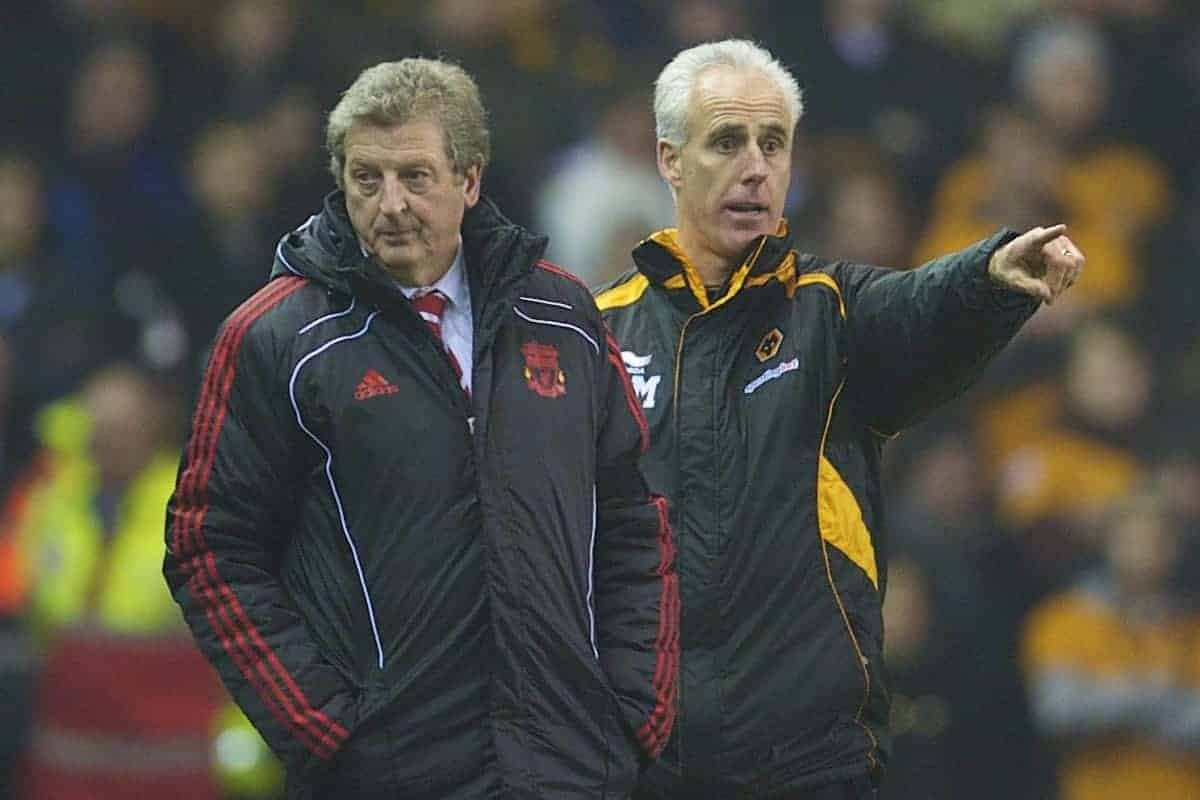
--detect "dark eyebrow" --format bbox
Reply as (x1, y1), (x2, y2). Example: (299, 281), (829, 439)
(347, 156), (437, 172)
(760, 123), (789, 140)
(707, 123), (747, 143)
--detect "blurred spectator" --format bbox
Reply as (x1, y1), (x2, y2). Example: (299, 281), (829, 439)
(913, 102), (1081, 472)
(595, 219), (662, 288)
(217, 0), (299, 101)
(916, 104), (1065, 260)
(258, 83), (331, 232)
(11, 364), (224, 798)
(921, 19), (1172, 313)
(0, 150), (134, 495)
(202, 0), (322, 121)
(1, 0), (191, 149)
(886, 425), (1042, 799)
(765, 0), (991, 209)
(906, 0), (1040, 55)
(1022, 485), (1200, 799)
(47, 38), (190, 298)
(1011, 18), (1170, 308)
(912, 97), (1094, 482)
(664, 0), (753, 47)
(165, 119), (279, 383)
(536, 88), (674, 285)
(1088, 0), (1200, 189)
(880, 556), (958, 799)
(814, 160), (913, 267)
(592, 0), (753, 55)
(995, 317), (1155, 590)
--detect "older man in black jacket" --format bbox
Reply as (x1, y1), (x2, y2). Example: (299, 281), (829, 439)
(164, 58), (677, 799)
(598, 40), (1083, 799)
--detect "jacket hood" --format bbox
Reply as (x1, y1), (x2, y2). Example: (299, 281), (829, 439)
(271, 191), (549, 301)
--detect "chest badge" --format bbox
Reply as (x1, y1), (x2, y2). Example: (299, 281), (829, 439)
(521, 341), (567, 398)
(756, 328), (784, 362)
(621, 351), (662, 409)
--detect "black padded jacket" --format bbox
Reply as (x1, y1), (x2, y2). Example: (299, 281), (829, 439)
(164, 194), (679, 799)
(597, 226), (1035, 795)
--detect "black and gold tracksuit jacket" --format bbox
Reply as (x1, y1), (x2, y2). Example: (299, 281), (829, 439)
(596, 226), (1035, 795)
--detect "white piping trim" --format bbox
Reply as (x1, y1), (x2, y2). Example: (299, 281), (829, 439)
(512, 307), (599, 354)
(276, 238), (302, 276)
(289, 311), (387, 670)
(298, 297), (356, 335)
(587, 485), (598, 659)
(274, 215), (318, 277)
(518, 296), (574, 310)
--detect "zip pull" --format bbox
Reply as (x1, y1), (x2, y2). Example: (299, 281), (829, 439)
(467, 416), (476, 435)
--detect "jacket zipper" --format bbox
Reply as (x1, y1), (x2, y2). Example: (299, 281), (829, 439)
(666, 238), (770, 771)
(669, 310), (700, 770)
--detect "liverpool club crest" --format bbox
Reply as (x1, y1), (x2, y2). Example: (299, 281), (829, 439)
(521, 341), (566, 398)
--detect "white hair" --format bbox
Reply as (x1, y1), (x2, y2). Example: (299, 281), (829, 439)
(654, 39), (804, 146)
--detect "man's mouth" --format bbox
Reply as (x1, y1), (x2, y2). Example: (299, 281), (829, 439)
(724, 202), (768, 216)
(378, 229), (418, 243)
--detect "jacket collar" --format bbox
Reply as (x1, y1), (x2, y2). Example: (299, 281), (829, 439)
(272, 191), (547, 315)
(631, 220), (796, 314)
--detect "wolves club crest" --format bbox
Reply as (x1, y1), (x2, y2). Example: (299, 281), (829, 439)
(756, 328), (784, 362)
(521, 341), (566, 398)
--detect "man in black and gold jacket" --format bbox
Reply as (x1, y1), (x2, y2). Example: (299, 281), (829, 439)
(598, 40), (1084, 800)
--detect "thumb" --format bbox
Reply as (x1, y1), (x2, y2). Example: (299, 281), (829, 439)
(1003, 272), (1053, 304)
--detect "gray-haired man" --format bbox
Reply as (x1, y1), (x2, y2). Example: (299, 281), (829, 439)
(597, 39), (1084, 798)
(165, 58), (678, 798)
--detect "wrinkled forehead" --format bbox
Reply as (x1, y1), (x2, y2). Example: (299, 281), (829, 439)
(342, 117), (455, 170)
(688, 66), (792, 138)
(344, 117), (447, 151)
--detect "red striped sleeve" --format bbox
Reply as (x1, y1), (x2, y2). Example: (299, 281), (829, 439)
(604, 328), (650, 454)
(636, 494), (679, 757)
(170, 276), (350, 759)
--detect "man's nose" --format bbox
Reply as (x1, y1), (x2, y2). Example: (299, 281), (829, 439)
(743, 142), (769, 184)
(379, 174), (409, 216)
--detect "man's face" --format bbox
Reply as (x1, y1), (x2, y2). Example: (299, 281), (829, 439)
(659, 67), (793, 267)
(342, 119), (480, 284)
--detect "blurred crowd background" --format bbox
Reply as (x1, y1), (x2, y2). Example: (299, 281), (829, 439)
(0, 0), (1198, 798)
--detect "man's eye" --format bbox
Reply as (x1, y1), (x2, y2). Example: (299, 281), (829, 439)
(715, 137), (736, 153)
(763, 140), (781, 155)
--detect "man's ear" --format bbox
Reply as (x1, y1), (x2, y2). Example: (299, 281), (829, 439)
(657, 139), (683, 190)
(462, 163), (483, 208)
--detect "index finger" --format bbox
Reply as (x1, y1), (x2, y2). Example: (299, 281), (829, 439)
(1025, 223), (1068, 248)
